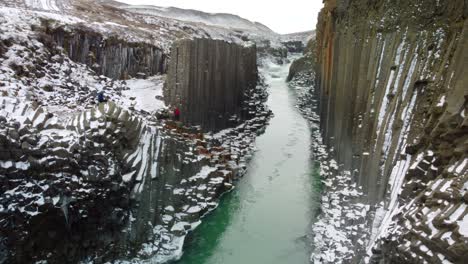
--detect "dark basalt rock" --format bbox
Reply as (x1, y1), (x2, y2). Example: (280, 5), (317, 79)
(314, 0), (468, 262)
(287, 39), (316, 82)
(282, 40), (305, 53)
(164, 38), (258, 131)
(40, 24), (167, 80)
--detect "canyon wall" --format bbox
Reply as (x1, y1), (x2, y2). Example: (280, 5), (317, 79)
(0, 100), (267, 263)
(164, 38), (258, 131)
(0, 3), (273, 263)
(315, 0), (467, 262)
(45, 25), (167, 80)
(0, 100), (154, 263)
(0, 10), (268, 262)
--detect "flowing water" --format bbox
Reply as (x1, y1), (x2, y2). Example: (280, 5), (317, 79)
(175, 58), (321, 264)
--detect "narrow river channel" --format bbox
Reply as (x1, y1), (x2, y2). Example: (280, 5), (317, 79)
(175, 57), (321, 264)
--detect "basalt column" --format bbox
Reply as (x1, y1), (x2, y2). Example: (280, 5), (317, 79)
(315, 0), (467, 262)
(44, 26), (167, 80)
(164, 38), (258, 131)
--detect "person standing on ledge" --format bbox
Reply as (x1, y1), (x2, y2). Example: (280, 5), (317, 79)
(174, 106), (180, 121)
(97, 91), (107, 103)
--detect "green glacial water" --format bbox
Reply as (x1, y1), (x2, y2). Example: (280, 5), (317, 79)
(175, 58), (322, 264)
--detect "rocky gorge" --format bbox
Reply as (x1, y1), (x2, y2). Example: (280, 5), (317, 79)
(0, 1), (273, 263)
(0, 0), (466, 263)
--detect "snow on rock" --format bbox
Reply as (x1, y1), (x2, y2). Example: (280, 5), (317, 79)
(369, 152), (468, 263)
(188, 166), (217, 181)
(4, 0), (278, 55)
(457, 214), (468, 237)
(288, 69), (371, 264)
(25, 0), (60, 11)
(0, 6), (173, 261)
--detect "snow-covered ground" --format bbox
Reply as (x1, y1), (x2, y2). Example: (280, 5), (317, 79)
(0, 6), (170, 121)
(119, 77), (166, 113)
(25, 0), (60, 11)
(1, 0), (277, 54)
(0, 7), (107, 114)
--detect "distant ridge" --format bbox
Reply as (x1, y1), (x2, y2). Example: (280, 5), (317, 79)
(121, 4), (276, 34)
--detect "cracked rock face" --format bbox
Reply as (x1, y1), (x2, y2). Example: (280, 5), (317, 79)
(314, 0), (467, 263)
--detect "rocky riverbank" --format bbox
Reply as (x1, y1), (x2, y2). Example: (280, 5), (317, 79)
(287, 53), (370, 263)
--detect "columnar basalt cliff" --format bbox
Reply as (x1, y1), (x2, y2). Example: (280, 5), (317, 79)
(0, 100), (154, 263)
(164, 38), (258, 131)
(314, 0), (467, 263)
(0, 4), (270, 263)
(45, 25), (167, 80)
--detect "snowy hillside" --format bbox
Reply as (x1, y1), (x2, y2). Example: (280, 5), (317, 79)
(281, 30), (316, 44)
(116, 2), (283, 48)
(1, 0), (282, 53)
(121, 5), (275, 34)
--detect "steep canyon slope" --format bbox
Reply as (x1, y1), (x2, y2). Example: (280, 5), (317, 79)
(313, 0), (467, 263)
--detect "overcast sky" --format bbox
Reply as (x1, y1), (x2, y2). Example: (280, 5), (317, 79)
(115, 0), (324, 34)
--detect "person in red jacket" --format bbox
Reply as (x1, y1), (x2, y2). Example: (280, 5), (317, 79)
(174, 107), (180, 121)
